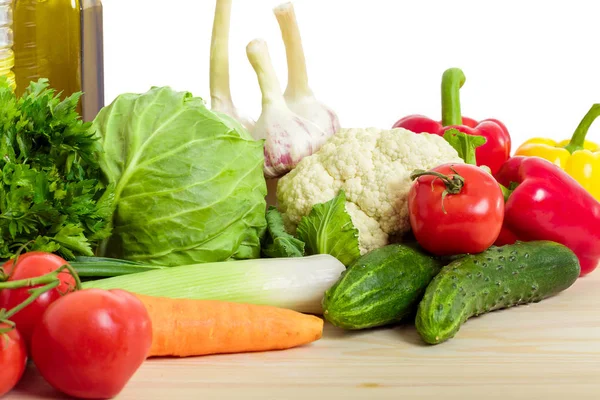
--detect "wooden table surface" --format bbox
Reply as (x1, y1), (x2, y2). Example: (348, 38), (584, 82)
(8, 272), (600, 400)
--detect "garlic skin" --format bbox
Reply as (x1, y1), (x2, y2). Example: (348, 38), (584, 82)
(246, 39), (328, 179)
(273, 2), (341, 137)
(209, 0), (255, 132)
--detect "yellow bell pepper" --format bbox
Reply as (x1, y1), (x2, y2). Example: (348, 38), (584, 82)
(514, 104), (600, 201)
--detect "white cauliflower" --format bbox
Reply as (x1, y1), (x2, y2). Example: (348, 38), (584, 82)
(276, 127), (464, 254)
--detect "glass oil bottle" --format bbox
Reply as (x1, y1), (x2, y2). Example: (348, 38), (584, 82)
(0, 0), (15, 88)
(12, 0), (104, 121)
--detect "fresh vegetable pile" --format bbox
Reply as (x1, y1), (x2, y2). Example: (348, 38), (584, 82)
(1, 0), (599, 398)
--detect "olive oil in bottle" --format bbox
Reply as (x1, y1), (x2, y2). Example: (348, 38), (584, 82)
(0, 0), (15, 88)
(12, 0), (104, 121)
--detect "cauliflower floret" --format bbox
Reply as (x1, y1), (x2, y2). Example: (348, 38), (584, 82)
(277, 127), (464, 254)
(344, 202), (387, 253)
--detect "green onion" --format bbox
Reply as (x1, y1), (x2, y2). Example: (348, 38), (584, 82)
(70, 256), (167, 278)
(81, 254), (346, 314)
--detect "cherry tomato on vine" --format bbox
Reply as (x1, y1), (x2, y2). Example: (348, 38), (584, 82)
(31, 289), (152, 399)
(408, 163), (504, 256)
(0, 252), (76, 346)
(0, 323), (27, 397)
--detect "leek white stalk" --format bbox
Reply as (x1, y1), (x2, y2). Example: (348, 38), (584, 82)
(209, 0), (255, 132)
(82, 254), (346, 315)
(246, 38), (328, 179)
(273, 2), (341, 137)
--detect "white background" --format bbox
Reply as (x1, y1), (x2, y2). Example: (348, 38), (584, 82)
(101, 0), (600, 148)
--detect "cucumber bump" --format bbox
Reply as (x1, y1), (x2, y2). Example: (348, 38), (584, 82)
(415, 241), (581, 344)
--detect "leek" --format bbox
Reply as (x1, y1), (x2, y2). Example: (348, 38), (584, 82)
(81, 254), (345, 314)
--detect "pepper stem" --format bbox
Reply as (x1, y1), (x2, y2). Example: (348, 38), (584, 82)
(410, 167), (465, 214)
(499, 183), (512, 203)
(564, 104), (600, 153)
(441, 68), (466, 127)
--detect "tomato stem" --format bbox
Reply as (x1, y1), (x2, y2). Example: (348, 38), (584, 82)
(410, 168), (465, 194)
(0, 320), (15, 336)
(1, 280), (60, 321)
(1, 241), (36, 282)
(0, 263), (82, 325)
(8, 241), (35, 279)
(0, 263), (81, 291)
(62, 263), (83, 291)
(0, 273), (57, 290)
(410, 167), (465, 214)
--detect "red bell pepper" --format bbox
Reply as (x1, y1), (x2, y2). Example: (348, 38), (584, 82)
(393, 67), (511, 175)
(494, 156), (600, 276)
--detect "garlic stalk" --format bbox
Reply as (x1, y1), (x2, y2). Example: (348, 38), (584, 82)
(209, 0), (255, 132)
(246, 39), (327, 179)
(273, 2), (341, 137)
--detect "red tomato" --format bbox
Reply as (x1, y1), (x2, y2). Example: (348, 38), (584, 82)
(31, 289), (152, 399)
(0, 252), (76, 347)
(408, 163), (504, 256)
(0, 324), (27, 397)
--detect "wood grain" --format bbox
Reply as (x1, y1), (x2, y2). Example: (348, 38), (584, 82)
(7, 272), (600, 399)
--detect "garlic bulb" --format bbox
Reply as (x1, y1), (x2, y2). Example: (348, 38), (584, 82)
(209, 0), (255, 132)
(246, 39), (328, 179)
(273, 2), (341, 137)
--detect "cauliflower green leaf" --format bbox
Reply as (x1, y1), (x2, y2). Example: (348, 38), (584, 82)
(296, 191), (360, 267)
(262, 207), (305, 258)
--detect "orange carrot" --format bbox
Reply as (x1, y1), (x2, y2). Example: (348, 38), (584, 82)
(132, 293), (324, 358)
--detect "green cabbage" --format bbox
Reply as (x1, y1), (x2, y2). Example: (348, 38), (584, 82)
(92, 86), (267, 266)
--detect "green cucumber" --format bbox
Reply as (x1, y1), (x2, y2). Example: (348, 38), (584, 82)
(322, 244), (446, 330)
(416, 241), (581, 345)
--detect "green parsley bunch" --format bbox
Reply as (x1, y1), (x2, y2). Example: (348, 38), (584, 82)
(0, 77), (114, 260)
